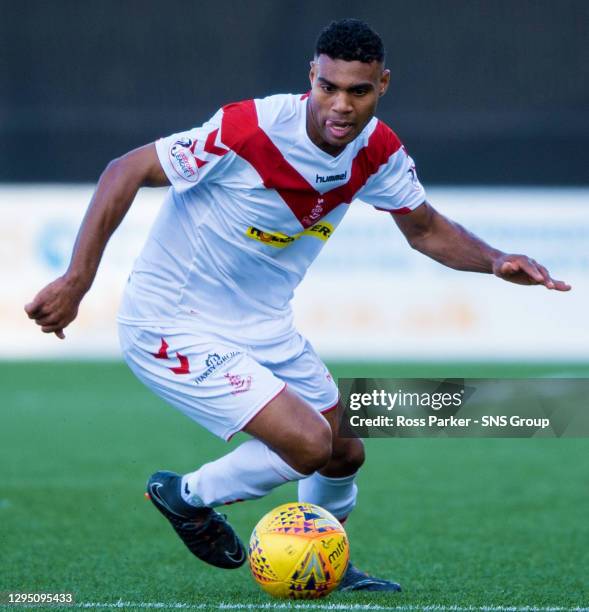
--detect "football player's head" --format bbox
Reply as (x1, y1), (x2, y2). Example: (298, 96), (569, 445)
(307, 19), (390, 155)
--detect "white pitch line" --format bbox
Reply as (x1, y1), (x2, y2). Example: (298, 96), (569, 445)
(74, 601), (589, 611)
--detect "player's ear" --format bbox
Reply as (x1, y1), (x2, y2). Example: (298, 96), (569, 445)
(309, 60), (317, 87)
(379, 68), (391, 97)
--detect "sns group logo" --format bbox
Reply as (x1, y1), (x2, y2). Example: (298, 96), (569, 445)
(169, 137), (200, 182)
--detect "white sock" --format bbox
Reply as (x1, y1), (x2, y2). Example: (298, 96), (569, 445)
(181, 438), (306, 507)
(297, 471), (358, 522)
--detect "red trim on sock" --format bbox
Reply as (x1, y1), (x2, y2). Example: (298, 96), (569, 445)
(227, 383), (288, 441)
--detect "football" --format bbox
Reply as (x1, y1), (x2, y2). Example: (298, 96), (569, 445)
(248, 502), (350, 599)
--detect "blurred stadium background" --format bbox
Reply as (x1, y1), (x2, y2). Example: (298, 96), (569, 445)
(1, 1), (588, 608)
(2, 0), (587, 362)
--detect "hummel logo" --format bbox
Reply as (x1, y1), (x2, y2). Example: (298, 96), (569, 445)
(316, 171), (347, 184)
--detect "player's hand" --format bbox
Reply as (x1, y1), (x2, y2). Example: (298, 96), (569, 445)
(492, 254), (571, 291)
(24, 275), (88, 339)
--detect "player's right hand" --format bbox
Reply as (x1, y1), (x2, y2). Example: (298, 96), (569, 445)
(24, 275), (87, 339)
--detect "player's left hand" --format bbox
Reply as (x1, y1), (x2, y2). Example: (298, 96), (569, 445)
(492, 254), (571, 291)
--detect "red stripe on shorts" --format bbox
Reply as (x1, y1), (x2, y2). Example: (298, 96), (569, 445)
(320, 402), (339, 415)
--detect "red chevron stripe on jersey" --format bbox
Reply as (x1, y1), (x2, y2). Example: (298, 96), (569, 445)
(204, 128), (229, 156)
(186, 128), (228, 169)
(221, 99), (402, 228)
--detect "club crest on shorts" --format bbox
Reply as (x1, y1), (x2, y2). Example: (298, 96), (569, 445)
(225, 372), (252, 394)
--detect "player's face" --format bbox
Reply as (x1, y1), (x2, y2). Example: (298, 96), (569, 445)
(307, 54), (390, 156)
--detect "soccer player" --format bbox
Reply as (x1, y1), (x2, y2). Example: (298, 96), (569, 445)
(25, 19), (570, 592)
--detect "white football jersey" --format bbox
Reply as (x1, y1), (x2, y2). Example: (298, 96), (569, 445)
(118, 93), (426, 342)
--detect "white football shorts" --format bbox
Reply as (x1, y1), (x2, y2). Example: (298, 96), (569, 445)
(118, 324), (339, 441)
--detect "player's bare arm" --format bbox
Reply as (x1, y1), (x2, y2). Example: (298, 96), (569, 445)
(394, 201), (571, 291)
(24, 144), (170, 338)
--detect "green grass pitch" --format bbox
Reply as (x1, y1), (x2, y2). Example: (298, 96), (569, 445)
(1, 361), (588, 611)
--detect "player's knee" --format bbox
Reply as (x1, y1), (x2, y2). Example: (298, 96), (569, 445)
(331, 437), (365, 473)
(342, 438), (365, 472)
(292, 423), (333, 475)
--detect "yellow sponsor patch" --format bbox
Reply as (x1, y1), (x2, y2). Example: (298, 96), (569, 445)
(245, 221), (334, 248)
(303, 222), (334, 241)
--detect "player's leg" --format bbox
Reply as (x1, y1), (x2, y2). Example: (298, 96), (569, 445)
(320, 407), (401, 591)
(268, 337), (401, 592)
(180, 385), (333, 508)
(254, 337), (362, 523)
(297, 402), (365, 521)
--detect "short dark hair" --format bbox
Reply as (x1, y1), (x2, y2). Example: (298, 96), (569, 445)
(315, 19), (385, 64)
